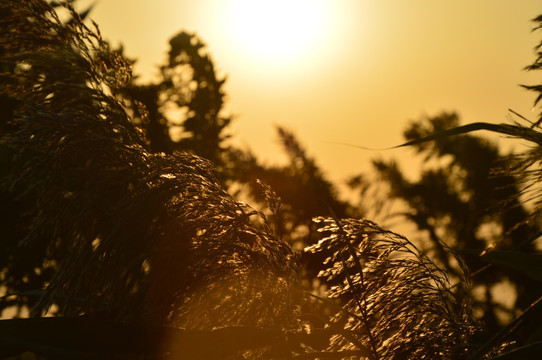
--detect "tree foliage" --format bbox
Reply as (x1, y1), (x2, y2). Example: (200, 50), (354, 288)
(120, 30), (232, 173)
(373, 112), (542, 333)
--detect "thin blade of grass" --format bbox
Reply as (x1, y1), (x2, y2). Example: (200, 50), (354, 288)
(467, 295), (542, 360)
(332, 122), (542, 150)
(489, 340), (542, 360)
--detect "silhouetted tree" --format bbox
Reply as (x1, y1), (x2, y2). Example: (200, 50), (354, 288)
(522, 14), (542, 127)
(121, 31), (232, 171)
(372, 111), (542, 339)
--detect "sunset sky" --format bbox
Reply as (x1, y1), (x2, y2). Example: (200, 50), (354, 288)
(78, 0), (541, 185)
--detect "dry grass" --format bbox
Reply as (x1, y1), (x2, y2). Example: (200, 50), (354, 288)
(0, 0), (301, 337)
(305, 217), (479, 359)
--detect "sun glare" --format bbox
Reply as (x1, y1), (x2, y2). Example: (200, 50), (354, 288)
(228, 0), (327, 64)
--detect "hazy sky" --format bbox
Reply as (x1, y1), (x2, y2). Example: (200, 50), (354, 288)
(78, 0), (541, 185)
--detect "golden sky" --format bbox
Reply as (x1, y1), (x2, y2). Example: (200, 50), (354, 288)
(79, 0), (541, 185)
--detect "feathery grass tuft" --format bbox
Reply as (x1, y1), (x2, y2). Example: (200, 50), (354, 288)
(0, 0), (301, 338)
(306, 217), (479, 359)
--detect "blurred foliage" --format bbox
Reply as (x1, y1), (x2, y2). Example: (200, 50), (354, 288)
(1, 1), (542, 359)
(120, 30), (232, 171)
(372, 112), (542, 334)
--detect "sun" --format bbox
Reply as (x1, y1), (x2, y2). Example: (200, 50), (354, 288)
(227, 0), (327, 64)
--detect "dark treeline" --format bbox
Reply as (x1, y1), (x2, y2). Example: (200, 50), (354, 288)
(1, 1), (542, 359)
